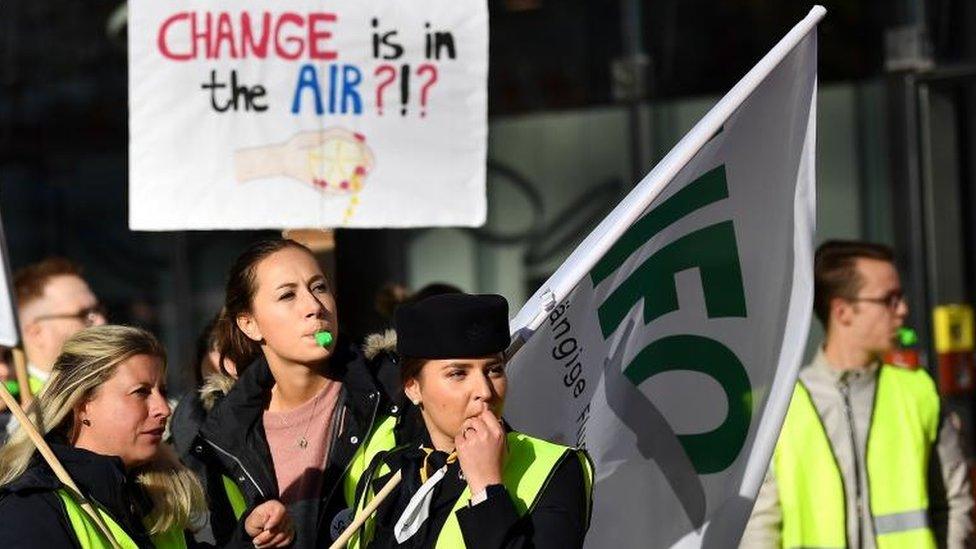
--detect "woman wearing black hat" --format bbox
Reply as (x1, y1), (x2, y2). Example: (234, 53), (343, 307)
(348, 293), (593, 549)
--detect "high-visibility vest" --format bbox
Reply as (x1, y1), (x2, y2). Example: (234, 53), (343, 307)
(56, 489), (186, 548)
(345, 415), (399, 508)
(5, 375), (46, 397)
(220, 414), (399, 520)
(349, 431), (594, 549)
(774, 365), (940, 549)
(29, 374), (44, 395)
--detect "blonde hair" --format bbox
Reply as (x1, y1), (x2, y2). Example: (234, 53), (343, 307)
(0, 325), (206, 535)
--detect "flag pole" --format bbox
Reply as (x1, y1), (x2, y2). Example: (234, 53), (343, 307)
(0, 381), (122, 549)
(509, 5), (827, 338)
(11, 347), (32, 407)
(0, 210), (119, 547)
(328, 470), (403, 549)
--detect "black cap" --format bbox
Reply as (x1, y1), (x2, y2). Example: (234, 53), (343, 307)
(395, 294), (510, 358)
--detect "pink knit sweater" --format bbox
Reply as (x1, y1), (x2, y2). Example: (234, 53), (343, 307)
(262, 381), (343, 505)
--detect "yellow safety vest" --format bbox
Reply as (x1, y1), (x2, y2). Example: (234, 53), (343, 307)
(345, 415), (399, 508)
(29, 374), (45, 395)
(349, 431), (594, 549)
(56, 489), (186, 549)
(221, 414), (399, 520)
(774, 365), (939, 549)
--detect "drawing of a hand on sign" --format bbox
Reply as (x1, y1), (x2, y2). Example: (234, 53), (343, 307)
(234, 128), (375, 222)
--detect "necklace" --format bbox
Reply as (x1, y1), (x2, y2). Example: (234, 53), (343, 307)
(274, 384), (326, 450)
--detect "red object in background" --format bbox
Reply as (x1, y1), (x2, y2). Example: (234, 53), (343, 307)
(937, 351), (975, 396)
(884, 348), (921, 370)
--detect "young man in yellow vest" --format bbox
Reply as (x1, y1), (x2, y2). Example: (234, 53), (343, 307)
(741, 240), (973, 549)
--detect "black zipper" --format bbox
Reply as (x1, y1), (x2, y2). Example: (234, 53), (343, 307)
(201, 437), (267, 499)
(315, 388), (382, 537)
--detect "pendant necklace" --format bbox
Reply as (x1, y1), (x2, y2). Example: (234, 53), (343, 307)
(276, 385), (324, 450)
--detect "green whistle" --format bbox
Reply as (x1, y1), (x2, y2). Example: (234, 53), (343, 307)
(2, 379), (19, 398)
(315, 331), (334, 347)
(897, 327), (918, 347)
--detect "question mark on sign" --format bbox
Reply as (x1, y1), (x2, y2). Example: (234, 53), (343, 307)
(374, 64), (397, 116)
(416, 64), (439, 118)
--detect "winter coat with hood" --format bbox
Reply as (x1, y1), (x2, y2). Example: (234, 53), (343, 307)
(185, 334), (404, 549)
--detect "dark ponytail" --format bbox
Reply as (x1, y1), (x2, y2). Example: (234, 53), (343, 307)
(214, 239), (316, 372)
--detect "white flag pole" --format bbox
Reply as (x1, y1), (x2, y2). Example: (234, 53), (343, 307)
(510, 5), (826, 337)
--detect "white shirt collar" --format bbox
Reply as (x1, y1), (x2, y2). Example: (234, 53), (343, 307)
(26, 364), (50, 382)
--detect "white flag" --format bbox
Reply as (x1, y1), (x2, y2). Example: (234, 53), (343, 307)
(504, 6), (823, 548)
(0, 210), (17, 348)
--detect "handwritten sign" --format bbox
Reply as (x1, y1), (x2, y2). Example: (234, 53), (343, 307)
(129, 1), (488, 230)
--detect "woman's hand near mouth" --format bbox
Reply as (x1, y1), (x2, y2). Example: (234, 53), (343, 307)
(456, 402), (507, 496)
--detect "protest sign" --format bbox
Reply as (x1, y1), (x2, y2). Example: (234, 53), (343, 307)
(129, 1), (488, 230)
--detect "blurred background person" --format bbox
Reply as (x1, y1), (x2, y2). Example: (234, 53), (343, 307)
(14, 257), (106, 394)
(741, 241), (973, 548)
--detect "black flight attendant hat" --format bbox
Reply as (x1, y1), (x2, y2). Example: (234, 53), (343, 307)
(394, 293), (510, 358)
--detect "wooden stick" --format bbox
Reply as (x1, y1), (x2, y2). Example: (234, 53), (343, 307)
(329, 470), (403, 549)
(11, 347), (31, 408)
(0, 380), (121, 549)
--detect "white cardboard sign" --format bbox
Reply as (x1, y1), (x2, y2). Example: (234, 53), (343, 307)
(129, 1), (488, 230)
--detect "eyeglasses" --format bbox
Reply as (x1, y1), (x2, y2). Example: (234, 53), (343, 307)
(849, 291), (905, 310)
(34, 304), (107, 327)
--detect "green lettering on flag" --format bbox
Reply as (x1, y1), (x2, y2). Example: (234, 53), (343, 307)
(624, 335), (751, 474)
(591, 164), (752, 474)
(591, 165), (730, 286)
(597, 220), (747, 338)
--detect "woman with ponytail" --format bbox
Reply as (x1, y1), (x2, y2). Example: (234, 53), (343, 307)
(0, 325), (293, 548)
(191, 239), (402, 549)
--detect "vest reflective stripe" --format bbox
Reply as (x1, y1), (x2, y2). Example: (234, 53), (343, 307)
(56, 489), (186, 548)
(344, 414), (398, 508)
(349, 432), (593, 549)
(874, 509), (929, 534)
(221, 475), (247, 520)
(774, 366), (939, 549)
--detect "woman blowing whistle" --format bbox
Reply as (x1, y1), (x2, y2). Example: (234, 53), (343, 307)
(348, 294), (593, 549)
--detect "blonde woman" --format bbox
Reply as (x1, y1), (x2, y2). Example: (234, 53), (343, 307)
(0, 325), (294, 548)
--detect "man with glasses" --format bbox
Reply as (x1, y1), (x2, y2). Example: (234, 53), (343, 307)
(741, 240), (973, 548)
(13, 257), (106, 394)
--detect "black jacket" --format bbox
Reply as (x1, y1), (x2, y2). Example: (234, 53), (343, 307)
(357, 409), (591, 549)
(170, 388), (242, 546)
(194, 341), (401, 549)
(0, 443), (153, 549)
(0, 443), (251, 549)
